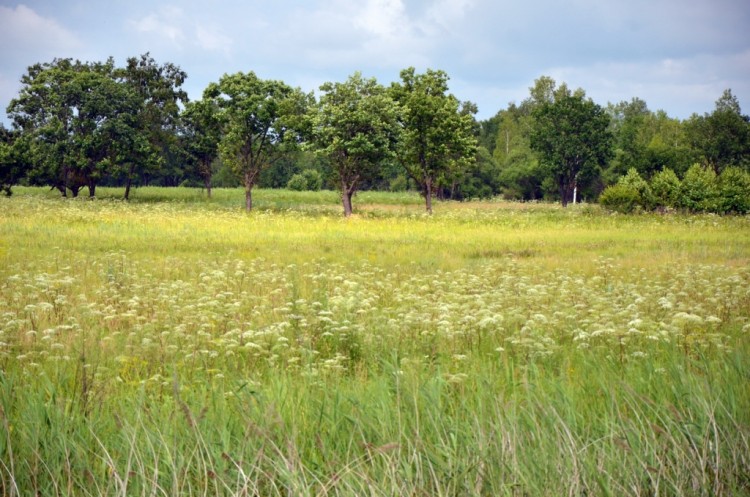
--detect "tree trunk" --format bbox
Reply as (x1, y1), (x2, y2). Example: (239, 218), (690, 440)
(245, 188), (253, 211)
(124, 163), (135, 200)
(342, 189), (353, 217)
(424, 178), (433, 214)
(204, 177), (212, 199)
(202, 159), (212, 199)
(88, 182), (96, 198)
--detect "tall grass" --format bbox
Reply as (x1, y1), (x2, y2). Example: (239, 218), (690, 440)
(1, 188), (748, 495)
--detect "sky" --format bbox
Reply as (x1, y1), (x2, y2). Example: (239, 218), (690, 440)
(1, 0), (749, 126)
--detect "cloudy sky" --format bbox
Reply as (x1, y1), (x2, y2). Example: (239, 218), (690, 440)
(1, 0), (749, 125)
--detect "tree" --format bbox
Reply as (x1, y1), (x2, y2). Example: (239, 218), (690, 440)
(68, 59), (141, 197)
(390, 68), (477, 213)
(530, 85), (612, 207)
(7, 58), (84, 196)
(181, 98), (222, 197)
(6, 58), (139, 197)
(311, 72), (399, 216)
(0, 125), (23, 196)
(685, 89), (750, 174)
(116, 53), (188, 200)
(606, 100), (696, 181)
(206, 72), (309, 211)
(491, 103), (546, 200)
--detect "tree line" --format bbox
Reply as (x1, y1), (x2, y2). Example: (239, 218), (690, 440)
(2, 54), (749, 215)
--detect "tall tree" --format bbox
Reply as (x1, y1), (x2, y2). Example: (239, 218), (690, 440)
(206, 72), (309, 211)
(116, 53), (188, 199)
(181, 98), (222, 197)
(686, 89), (750, 174)
(6, 58), (139, 197)
(0, 125), (22, 196)
(530, 86), (612, 207)
(390, 68), (477, 213)
(311, 72), (399, 216)
(606, 99), (695, 180)
(67, 59), (141, 197)
(7, 58), (83, 196)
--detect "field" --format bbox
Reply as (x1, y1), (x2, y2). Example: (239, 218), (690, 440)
(1, 187), (749, 496)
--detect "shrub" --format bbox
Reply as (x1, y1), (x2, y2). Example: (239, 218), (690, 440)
(678, 164), (718, 212)
(286, 173), (308, 191)
(619, 168), (655, 210)
(717, 166), (750, 214)
(599, 169), (654, 213)
(301, 169), (323, 191)
(650, 168), (681, 208)
(389, 174), (408, 192)
(598, 183), (640, 213)
(287, 169), (323, 191)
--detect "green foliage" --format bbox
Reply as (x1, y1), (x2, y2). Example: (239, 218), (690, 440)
(600, 168), (655, 213)
(598, 183), (641, 213)
(678, 163), (719, 212)
(5, 54), (188, 198)
(112, 53), (188, 199)
(530, 80), (613, 206)
(310, 72), (399, 216)
(286, 173), (308, 191)
(650, 168), (681, 208)
(180, 98), (222, 194)
(602, 164), (749, 215)
(286, 169), (322, 191)
(304, 168), (323, 191)
(388, 174), (409, 192)
(390, 67), (477, 213)
(211, 158), (241, 188)
(717, 166), (750, 214)
(490, 102), (547, 201)
(618, 168), (654, 209)
(445, 146), (500, 200)
(685, 89), (750, 173)
(0, 127), (20, 196)
(206, 71), (311, 210)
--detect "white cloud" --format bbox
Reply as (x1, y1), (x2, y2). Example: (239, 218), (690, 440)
(355, 0), (409, 39)
(0, 4), (81, 55)
(542, 49), (750, 117)
(128, 7), (186, 47)
(423, 0), (474, 34)
(0, 4), (83, 125)
(194, 24), (232, 55)
(1, 0), (748, 124)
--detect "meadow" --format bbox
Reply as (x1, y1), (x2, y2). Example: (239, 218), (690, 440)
(1, 187), (749, 496)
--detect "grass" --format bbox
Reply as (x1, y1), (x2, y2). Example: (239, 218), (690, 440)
(1, 187), (749, 496)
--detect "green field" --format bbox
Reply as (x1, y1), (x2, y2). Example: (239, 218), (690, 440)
(1, 188), (749, 496)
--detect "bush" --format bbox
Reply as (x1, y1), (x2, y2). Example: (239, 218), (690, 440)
(717, 166), (750, 214)
(619, 168), (654, 210)
(301, 169), (323, 191)
(650, 168), (681, 208)
(287, 169), (323, 191)
(678, 164), (718, 212)
(286, 173), (308, 191)
(599, 169), (654, 213)
(389, 174), (408, 192)
(598, 183), (641, 213)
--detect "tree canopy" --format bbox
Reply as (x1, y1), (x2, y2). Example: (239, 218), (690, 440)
(3, 55), (749, 209)
(390, 68), (477, 213)
(206, 71), (310, 211)
(530, 85), (613, 206)
(311, 72), (399, 216)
